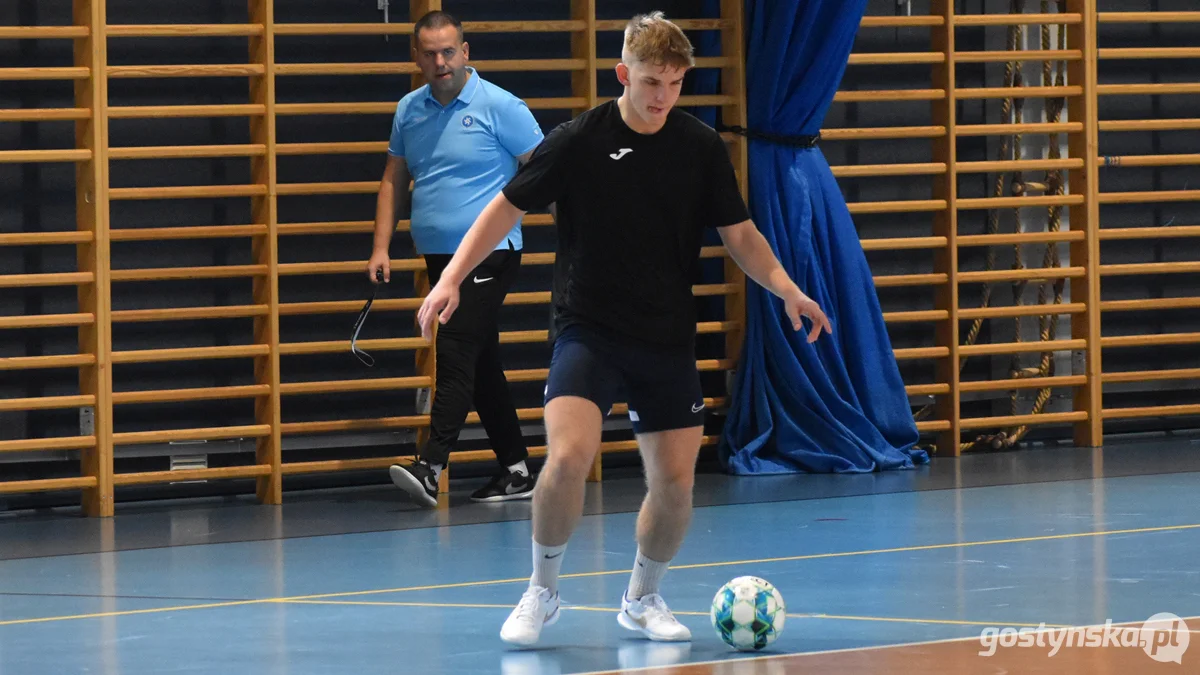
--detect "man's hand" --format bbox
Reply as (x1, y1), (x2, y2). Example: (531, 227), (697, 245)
(367, 249), (390, 284)
(783, 287), (833, 343)
(417, 279), (460, 342)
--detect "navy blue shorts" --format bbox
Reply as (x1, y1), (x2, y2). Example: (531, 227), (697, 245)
(544, 322), (705, 434)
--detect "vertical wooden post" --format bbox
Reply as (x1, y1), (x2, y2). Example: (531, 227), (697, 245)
(571, 0), (598, 120)
(1066, 0), (1102, 447)
(930, 0), (961, 456)
(720, 0), (749, 379)
(570, 0), (603, 483)
(250, 0), (283, 504)
(409, 0), (445, 491)
(74, 0), (113, 517)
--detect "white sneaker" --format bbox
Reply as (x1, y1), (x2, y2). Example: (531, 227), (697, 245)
(500, 586), (560, 646)
(617, 592), (692, 642)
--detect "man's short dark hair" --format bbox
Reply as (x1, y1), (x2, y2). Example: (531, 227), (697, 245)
(414, 10), (463, 43)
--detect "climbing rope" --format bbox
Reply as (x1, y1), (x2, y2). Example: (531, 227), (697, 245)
(916, 0), (1071, 451)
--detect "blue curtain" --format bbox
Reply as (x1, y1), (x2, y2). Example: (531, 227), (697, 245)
(719, 0), (929, 474)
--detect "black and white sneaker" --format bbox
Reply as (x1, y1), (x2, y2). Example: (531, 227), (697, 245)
(470, 470), (535, 502)
(389, 461), (439, 508)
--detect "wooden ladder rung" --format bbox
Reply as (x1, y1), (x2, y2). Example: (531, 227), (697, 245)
(278, 376), (433, 396)
(894, 347), (951, 360)
(1098, 11), (1200, 24)
(1103, 404), (1200, 421)
(0, 313), (95, 330)
(860, 16), (945, 28)
(275, 181), (380, 196)
(832, 162), (948, 178)
(1100, 262), (1200, 277)
(275, 142), (389, 155)
(860, 236), (949, 251)
(109, 144), (268, 160)
(958, 303), (1087, 320)
(955, 49), (1083, 63)
(113, 464), (273, 486)
(111, 304), (269, 323)
(0, 107), (91, 122)
(954, 13), (1082, 26)
(106, 24), (265, 37)
(108, 184), (268, 201)
(848, 199), (948, 214)
(279, 338), (427, 356)
(108, 104), (266, 119)
(0, 436), (97, 453)
(1100, 297), (1200, 313)
(0, 477), (98, 494)
(956, 194), (1085, 210)
(280, 298), (423, 316)
(110, 344), (270, 364)
(1104, 368), (1200, 384)
(1097, 83), (1200, 96)
(884, 310), (950, 323)
(0, 354), (96, 371)
(957, 267), (1087, 284)
(0, 149), (92, 163)
(821, 125), (947, 140)
(0, 26), (90, 39)
(959, 339), (1088, 357)
(1099, 118), (1200, 132)
(833, 89), (946, 103)
(959, 376), (1088, 393)
(0, 231), (93, 246)
(107, 64), (266, 79)
(276, 259), (424, 276)
(957, 231), (1086, 247)
(1099, 225), (1200, 240)
(1102, 332), (1200, 349)
(0, 67), (90, 81)
(847, 52), (945, 65)
(959, 412), (1087, 431)
(874, 273), (950, 288)
(110, 264), (269, 282)
(110, 225), (269, 241)
(112, 425), (273, 446)
(955, 85), (1083, 99)
(0, 272), (94, 288)
(0, 395), (96, 413)
(1099, 189), (1200, 205)
(112, 385), (272, 405)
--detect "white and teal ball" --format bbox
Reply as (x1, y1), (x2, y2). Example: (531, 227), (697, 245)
(710, 576), (786, 651)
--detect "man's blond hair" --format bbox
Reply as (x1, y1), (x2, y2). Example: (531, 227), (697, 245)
(621, 11), (695, 69)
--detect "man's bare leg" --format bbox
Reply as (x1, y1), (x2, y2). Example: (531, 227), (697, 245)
(532, 396), (604, 549)
(616, 425), (703, 642)
(500, 395), (603, 646)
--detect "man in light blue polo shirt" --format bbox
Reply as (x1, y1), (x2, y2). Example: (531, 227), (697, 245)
(367, 10), (545, 507)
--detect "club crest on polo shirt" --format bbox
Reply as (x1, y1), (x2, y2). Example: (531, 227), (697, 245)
(461, 115), (475, 128)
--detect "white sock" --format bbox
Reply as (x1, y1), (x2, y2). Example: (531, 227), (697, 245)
(531, 539), (567, 594)
(428, 463), (444, 482)
(627, 549), (670, 601)
(508, 460), (529, 477)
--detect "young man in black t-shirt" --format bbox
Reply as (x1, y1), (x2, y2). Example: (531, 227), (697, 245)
(417, 12), (832, 647)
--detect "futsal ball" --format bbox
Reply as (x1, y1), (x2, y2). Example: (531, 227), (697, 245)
(710, 576), (786, 651)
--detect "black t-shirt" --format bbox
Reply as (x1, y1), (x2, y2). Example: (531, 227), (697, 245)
(502, 100), (750, 347)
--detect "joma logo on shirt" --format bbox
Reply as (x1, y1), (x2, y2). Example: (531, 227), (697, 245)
(609, 148), (633, 160)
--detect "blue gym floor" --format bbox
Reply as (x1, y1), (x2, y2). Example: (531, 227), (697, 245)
(2, 442), (1199, 674)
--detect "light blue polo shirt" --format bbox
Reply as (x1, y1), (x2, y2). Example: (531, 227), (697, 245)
(388, 67), (544, 254)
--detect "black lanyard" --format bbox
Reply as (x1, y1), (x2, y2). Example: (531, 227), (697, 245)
(351, 270), (384, 367)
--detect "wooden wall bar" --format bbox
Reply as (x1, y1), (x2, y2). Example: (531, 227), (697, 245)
(0, 1), (747, 511)
(2, 2), (1197, 513)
